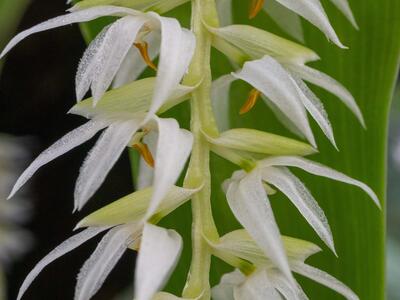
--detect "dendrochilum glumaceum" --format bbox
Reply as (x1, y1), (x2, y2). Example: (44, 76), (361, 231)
(0, 0), (380, 299)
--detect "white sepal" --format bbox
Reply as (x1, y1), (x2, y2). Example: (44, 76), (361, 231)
(273, 0), (345, 48)
(225, 170), (294, 285)
(74, 119), (141, 211)
(147, 14), (196, 117)
(329, 0), (358, 29)
(74, 225), (137, 300)
(233, 56), (316, 147)
(0, 6), (139, 59)
(233, 270), (282, 300)
(259, 156), (381, 207)
(261, 167), (336, 254)
(212, 270), (245, 300)
(286, 64), (365, 128)
(90, 16), (147, 104)
(146, 118), (193, 219)
(211, 75), (236, 131)
(17, 227), (109, 300)
(134, 224), (183, 300)
(8, 120), (108, 199)
(291, 262), (359, 300)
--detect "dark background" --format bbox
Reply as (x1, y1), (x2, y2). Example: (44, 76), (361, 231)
(0, 1), (134, 299)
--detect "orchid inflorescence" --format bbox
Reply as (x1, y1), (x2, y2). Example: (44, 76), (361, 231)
(1, 0), (380, 299)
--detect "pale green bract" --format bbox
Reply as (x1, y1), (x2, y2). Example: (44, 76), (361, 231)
(0, 0), (381, 299)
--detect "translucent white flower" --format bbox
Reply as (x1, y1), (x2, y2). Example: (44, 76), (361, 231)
(0, 5), (196, 111)
(8, 81), (194, 213)
(222, 155), (380, 279)
(216, 0), (358, 46)
(211, 230), (360, 300)
(16, 184), (200, 300)
(211, 55), (364, 148)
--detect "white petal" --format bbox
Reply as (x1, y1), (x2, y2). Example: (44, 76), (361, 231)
(8, 120), (107, 199)
(216, 0), (233, 26)
(17, 227), (109, 300)
(273, 0), (345, 48)
(291, 262), (359, 300)
(145, 118), (193, 219)
(134, 224), (183, 300)
(261, 95), (306, 139)
(91, 16), (147, 103)
(76, 25), (111, 102)
(233, 56), (316, 147)
(234, 270), (282, 300)
(226, 171), (294, 284)
(259, 156), (381, 208)
(212, 270), (246, 300)
(291, 75), (337, 149)
(113, 32), (161, 88)
(264, 0), (305, 42)
(147, 14), (196, 116)
(286, 64), (365, 127)
(75, 225), (136, 300)
(211, 75), (236, 131)
(329, 0), (358, 29)
(74, 120), (141, 210)
(269, 270), (309, 300)
(261, 167), (335, 254)
(0, 6), (139, 59)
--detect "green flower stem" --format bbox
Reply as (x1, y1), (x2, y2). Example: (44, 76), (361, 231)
(182, 0), (220, 298)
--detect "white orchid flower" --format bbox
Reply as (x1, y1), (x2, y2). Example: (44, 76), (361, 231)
(0, 5), (196, 111)
(221, 155), (379, 282)
(8, 79), (194, 214)
(210, 54), (364, 149)
(216, 0), (357, 46)
(16, 184), (200, 300)
(210, 230), (359, 300)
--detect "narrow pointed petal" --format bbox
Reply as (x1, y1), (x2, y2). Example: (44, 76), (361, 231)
(75, 226), (136, 300)
(211, 75), (236, 131)
(264, 0), (305, 42)
(8, 120), (107, 199)
(269, 270), (309, 300)
(212, 270), (246, 300)
(17, 227), (109, 300)
(134, 224), (183, 300)
(146, 118), (193, 219)
(91, 16), (147, 103)
(234, 270), (282, 300)
(259, 156), (381, 208)
(292, 75), (337, 149)
(329, 0), (358, 29)
(147, 14), (196, 116)
(226, 171), (294, 284)
(113, 32), (161, 88)
(0, 6), (139, 59)
(292, 262), (359, 300)
(76, 25), (111, 102)
(261, 167), (336, 254)
(233, 56), (316, 147)
(74, 120), (141, 210)
(216, 0), (233, 26)
(273, 0), (345, 48)
(286, 64), (365, 127)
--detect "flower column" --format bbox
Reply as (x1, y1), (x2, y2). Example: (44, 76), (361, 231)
(182, 0), (220, 299)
